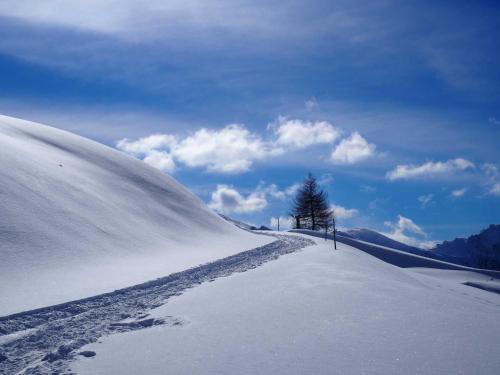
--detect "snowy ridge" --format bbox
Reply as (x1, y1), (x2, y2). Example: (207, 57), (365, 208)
(0, 115), (271, 315)
(344, 228), (435, 256)
(291, 230), (500, 279)
(0, 234), (313, 375)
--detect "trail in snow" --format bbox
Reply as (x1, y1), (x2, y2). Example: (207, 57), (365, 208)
(0, 234), (313, 375)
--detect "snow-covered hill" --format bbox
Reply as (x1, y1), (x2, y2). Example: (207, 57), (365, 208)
(0, 115), (270, 315)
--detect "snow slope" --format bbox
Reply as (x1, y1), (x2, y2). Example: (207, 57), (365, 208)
(73, 233), (500, 375)
(0, 115), (271, 315)
(345, 228), (433, 255)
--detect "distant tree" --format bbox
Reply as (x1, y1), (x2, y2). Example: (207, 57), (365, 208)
(291, 173), (333, 231)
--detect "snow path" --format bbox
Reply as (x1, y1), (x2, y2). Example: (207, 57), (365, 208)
(0, 234), (313, 375)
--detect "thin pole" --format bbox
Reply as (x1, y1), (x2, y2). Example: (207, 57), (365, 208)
(333, 217), (337, 250)
(277, 217), (280, 232)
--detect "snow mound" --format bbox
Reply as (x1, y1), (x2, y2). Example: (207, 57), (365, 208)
(0, 115), (271, 315)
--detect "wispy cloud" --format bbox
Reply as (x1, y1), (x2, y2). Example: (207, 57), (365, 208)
(360, 185), (376, 193)
(116, 134), (177, 155)
(481, 163), (500, 196)
(489, 183), (500, 196)
(489, 117), (500, 126)
(387, 158), (474, 180)
(0, 1), (298, 41)
(418, 194), (433, 207)
(450, 188), (467, 198)
(305, 98), (319, 111)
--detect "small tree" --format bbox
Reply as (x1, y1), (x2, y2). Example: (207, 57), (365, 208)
(291, 173), (332, 231)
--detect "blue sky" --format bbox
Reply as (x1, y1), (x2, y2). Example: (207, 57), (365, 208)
(1, 0), (499, 247)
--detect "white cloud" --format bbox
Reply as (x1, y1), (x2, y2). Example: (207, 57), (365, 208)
(482, 163), (500, 196)
(173, 125), (279, 173)
(418, 240), (440, 250)
(489, 183), (500, 196)
(383, 215), (429, 248)
(0, 1), (291, 41)
(386, 158), (475, 180)
(116, 134), (177, 156)
(208, 185), (267, 214)
(482, 163), (498, 178)
(330, 132), (376, 164)
(450, 188), (467, 198)
(270, 216), (293, 230)
(284, 183), (301, 196)
(143, 151), (176, 173)
(208, 182), (297, 214)
(318, 173), (334, 186)
(262, 183), (299, 200)
(331, 204), (359, 219)
(418, 194), (433, 207)
(116, 120), (377, 174)
(117, 124), (280, 174)
(360, 185), (376, 193)
(272, 117), (340, 149)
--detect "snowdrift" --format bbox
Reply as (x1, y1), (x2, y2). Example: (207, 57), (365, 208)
(0, 115), (270, 315)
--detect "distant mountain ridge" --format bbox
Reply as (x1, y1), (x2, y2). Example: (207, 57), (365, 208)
(219, 214), (500, 271)
(432, 224), (500, 270)
(344, 228), (423, 253)
(340, 226), (500, 271)
(341, 228), (444, 259)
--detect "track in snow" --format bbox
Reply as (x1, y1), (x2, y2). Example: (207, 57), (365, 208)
(0, 234), (313, 375)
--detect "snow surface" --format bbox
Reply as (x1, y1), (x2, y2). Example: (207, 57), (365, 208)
(72, 233), (500, 375)
(0, 115), (271, 315)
